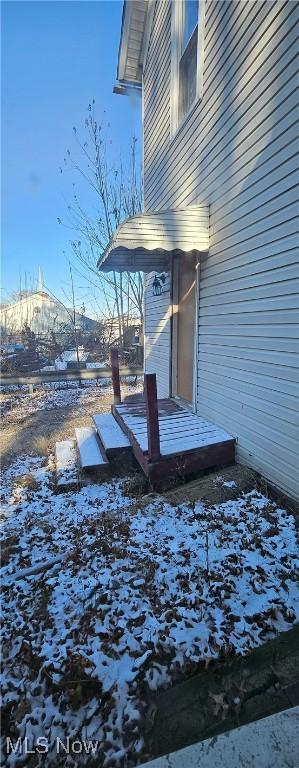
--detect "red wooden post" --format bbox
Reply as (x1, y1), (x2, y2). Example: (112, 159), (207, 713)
(144, 373), (160, 460)
(110, 348), (121, 405)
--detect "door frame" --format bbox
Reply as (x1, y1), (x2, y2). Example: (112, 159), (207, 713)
(170, 252), (200, 414)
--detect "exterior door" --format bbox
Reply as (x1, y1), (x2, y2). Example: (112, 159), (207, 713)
(172, 252), (196, 405)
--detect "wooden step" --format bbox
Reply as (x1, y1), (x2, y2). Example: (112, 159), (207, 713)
(75, 427), (109, 470)
(92, 413), (131, 457)
(55, 440), (78, 488)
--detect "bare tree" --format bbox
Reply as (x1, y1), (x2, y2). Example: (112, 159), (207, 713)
(39, 270), (84, 369)
(58, 102), (143, 345)
(68, 263), (81, 367)
(11, 271), (37, 303)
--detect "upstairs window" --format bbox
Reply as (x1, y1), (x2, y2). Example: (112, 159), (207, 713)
(171, 0), (205, 133)
(179, 1), (198, 120)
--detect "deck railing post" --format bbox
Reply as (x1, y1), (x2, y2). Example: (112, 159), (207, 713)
(110, 348), (121, 405)
(144, 373), (160, 460)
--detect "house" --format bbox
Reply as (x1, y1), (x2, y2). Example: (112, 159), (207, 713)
(98, 0), (298, 500)
(0, 290), (99, 340)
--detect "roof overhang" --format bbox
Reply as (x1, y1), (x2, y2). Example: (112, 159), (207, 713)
(97, 207), (209, 273)
(116, 1), (151, 90)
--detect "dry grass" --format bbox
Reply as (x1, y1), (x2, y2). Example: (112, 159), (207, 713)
(0, 534), (19, 568)
(0, 380), (143, 467)
(32, 435), (50, 456)
(122, 472), (149, 498)
(14, 473), (40, 491)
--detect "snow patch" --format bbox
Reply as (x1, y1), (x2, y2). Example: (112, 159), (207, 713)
(1, 455), (298, 766)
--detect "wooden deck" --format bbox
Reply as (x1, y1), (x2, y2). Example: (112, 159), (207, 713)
(112, 397), (235, 487)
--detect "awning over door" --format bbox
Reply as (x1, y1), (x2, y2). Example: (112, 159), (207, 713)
(97, 206), (209, 273)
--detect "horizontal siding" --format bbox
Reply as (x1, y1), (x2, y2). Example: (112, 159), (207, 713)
(144, 271), (171, 398)
(143, 1), (171, 173)
(143, 0), (299, 499)
(200, 257), (298, 295)
(145, 2), (298, 206)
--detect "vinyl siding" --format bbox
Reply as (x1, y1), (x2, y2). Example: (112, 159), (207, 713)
(142, 0), (299, 499)
(144, 271), (171, 398)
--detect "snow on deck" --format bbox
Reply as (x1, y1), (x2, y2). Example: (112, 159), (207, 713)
(93, 412), (131, 451)
(115, 400), (234, 456)
(1, 454), (298, 766)
(75, 427), (108, 469)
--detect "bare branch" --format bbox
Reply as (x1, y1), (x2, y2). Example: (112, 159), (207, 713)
(60, 102), (143, 343)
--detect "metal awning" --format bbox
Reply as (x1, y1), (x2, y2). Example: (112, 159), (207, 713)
(97, 206), (209, 273)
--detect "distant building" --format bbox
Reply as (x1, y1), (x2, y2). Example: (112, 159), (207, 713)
(0, 290), (99, 339)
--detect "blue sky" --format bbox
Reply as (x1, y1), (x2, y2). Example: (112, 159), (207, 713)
(1, 0), (141, 308)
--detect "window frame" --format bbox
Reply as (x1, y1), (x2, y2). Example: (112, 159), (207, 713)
(170, 0), (205, 137)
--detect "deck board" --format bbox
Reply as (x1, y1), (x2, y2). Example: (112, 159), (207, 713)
(121, 418), (223, 437)
(116, 399), (183, 417)
(75, 427), (109, 470)
(112, 398), (235, 488)
(137, 432), (233, 456)
(93, 413), (131, 454)
(114, 399), (234, 458)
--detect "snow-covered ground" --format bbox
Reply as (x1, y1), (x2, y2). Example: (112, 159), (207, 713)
(42, 349), (110, 372)
(0, 379), (140, 424)
(54, 349), (88, 370)
(1, 454), (298, 766)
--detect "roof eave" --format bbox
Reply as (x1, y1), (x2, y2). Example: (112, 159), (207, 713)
(113, 81), (142, 96)
(116, 1), (148, 90)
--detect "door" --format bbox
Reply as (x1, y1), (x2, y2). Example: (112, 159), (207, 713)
(172, 252), (197, 405)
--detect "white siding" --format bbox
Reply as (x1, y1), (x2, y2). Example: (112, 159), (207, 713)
(143, 0), (299, 500)
(100, 206), (209, 272)
(144, 271), (171, 398)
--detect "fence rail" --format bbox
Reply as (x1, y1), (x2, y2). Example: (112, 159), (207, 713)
(0, 366), (143, 387)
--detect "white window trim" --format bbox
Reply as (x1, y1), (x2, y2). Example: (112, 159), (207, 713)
(170, 0), (205, 137)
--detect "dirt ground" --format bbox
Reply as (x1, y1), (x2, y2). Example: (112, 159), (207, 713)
(1, 381), (298, 766)
(1, 379), (298, 519)
(1, 380), (298, 521)
(0, 380), (143, 468)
